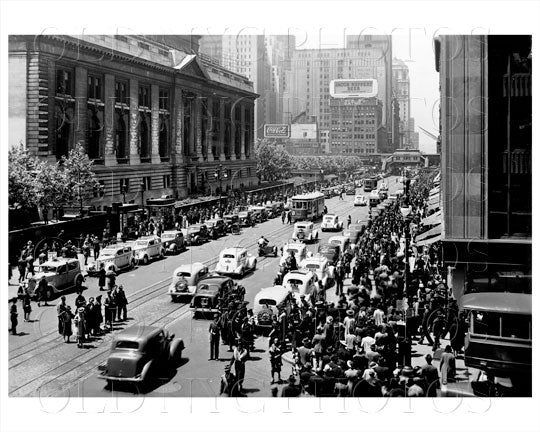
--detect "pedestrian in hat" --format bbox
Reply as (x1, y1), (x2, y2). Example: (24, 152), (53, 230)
(269, 338), (282, 384)
(94, 295), (104, 335)
(420, 353), (440, 396)
(98, 263), (106, 291)
(9, 298), (19, 335)
(232, 342), (248, 392)
(74, 307), (86, 348)
(74, 290), (87, 309)
(21, 288), (32, 322)
(103, 290), (116, 331)
(56, 296), (67, 335)
(115, 285), (128, 321)
(281, 375), (301, 397)
(209, 313), (221, 360)
(61, 305), (74, 343)
(219, 364), (238, 397)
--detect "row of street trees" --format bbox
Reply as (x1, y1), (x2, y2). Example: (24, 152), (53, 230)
(254, 139), (366, 181)
(9, 144), (101, 222)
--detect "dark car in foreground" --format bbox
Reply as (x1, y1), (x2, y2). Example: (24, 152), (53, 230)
(191, 274), (234, 319)
(99, 325), (184, 390)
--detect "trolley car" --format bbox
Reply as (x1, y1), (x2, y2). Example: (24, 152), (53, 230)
(290, 192), (325, 222)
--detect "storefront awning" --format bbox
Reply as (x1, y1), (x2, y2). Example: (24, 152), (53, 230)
(421, 210), (442, 226)
(415, 224), (442, 242)
(416, 234), (442, 247)
(427, 201), (441, 212)
(428, 195), (440, 205)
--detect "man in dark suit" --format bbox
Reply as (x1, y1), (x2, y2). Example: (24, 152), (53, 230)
(209, 313), (221, 360)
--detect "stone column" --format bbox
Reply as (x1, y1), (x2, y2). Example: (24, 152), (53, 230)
(219, 97), (226, 161)
(240, 103), (246, 160)
(150, 84), (160, 164)
(103, 74), (117, 166)
(129, 78), (140, 165)
(195, 95), (203, 159)
(230, 104), (236, 161)
(206, 96), (214, 160)
(173, 87), (187, 193)
(74, 66), (87, 149)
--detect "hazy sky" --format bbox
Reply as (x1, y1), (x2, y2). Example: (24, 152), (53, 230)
(294, 31), (439, 153)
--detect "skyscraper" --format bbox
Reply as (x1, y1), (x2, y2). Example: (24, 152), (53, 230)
(392, 58), (411, 148)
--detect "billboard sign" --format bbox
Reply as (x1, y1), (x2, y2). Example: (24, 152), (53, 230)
(264, 124), (290, 138)
(330, 79), (378, 98)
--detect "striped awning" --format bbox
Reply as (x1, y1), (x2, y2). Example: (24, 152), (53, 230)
(421, 210), (442, 226)
(416, 234), (442, 247)
(415, 224), (442, 242)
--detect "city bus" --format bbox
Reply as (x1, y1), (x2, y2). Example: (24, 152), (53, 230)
(363, 177), (378, 192)
(290, 192), (325, 222)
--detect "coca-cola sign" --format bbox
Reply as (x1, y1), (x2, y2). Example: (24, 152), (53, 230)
(264, 124), (290, 138)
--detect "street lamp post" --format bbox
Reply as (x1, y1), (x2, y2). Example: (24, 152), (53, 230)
(214, 164), (228, 214)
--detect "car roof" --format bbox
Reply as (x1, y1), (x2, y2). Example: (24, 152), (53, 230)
(41, 258), (78, 266)
(173, 262), (205, 273)
(199, 274), (231, 284)
(116, 325), (162, 342)
(303, 256), (328, 264)
(162, 230), (181, 234)
(329, 236), (348, 241)
(284, 242), (306, 249)
(255, 285), (290, 299)
(324, 214), (337, 217)
(285, 270), (312, 279)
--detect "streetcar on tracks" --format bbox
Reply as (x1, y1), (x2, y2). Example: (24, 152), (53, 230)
(290, 192), (325, 222)
(363, 176), (378, 192)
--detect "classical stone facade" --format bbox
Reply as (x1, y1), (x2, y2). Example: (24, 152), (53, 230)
(9, 35), (258, 208)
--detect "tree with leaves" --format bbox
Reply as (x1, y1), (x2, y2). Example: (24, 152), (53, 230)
(255, 139), (292, 182)
(8, 144), (40, 210)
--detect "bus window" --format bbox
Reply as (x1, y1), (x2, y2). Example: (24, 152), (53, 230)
(472, 311), (501, 336)
(501, 314), (532, 339)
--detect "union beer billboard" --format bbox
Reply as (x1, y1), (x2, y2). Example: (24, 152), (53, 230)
(264, 124), (290, 138)
(330, 79), (378, 98)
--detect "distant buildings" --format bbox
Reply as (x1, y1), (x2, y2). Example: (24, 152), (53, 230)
(9, 35), (258, 207)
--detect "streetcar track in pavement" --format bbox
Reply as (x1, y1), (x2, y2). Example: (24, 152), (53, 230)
(9, 196), (355, 395)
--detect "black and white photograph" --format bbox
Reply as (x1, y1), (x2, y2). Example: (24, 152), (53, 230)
(1, 1), (539, 432)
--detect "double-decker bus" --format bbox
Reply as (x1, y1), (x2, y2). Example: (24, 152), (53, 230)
(363, 177), (378, 192)
(290, 192), (325, 222)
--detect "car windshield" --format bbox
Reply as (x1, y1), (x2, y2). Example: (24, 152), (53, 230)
(115, 341), (139, 350)
(319, 245), (336, 253)
(39, 265), (58, 273)
(296, 225), (307, 229)
(135, 241), (148, 246)
(330, 239), (342, 245)
(286, 248), (301, 254)
(305, 264), (320, 270)
(287, 279), (303, 286)
(324, 216), (334, 222)
(162, 234), (175, 239)
(343, 230), (352, 236)
(176, 271), (191, 277)
(100, 250), (115, 256)
(188, 228), (200, 233)
(259, 299), (276, 306)
(222, 254), (235, 259)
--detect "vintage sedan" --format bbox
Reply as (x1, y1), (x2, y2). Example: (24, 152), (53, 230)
(282, 270), (319, 304)
(328, 236), (351, 255)
(23, 257), (86, 300)
(249, 205), (268, 223)
(168, 262), (209, 301)
(130, 236), (165, 265)
(160, 230), (186, 255)
(279, 242), (308, 269)
(237, 208), (254, 227)
(317, 243), (341, 266)
(253, 286), (294, 334)
(99, 325), (184, 390)
(215, 247), (257, 278)
(321, 214), (343, 232)
(88, 244), (136, 274)
(223, 214), (240, 233)
(191, 275), (234, 318)
(181, 224), (209, 246)
(354, 195), (367, 206)
(205, 218), (226, 239)
(300, 255), (335, 290)
(292, 221), (318, 243)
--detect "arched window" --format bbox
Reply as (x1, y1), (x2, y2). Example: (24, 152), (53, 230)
(139, 114), (150, 160)
(159, 117), (169, 158)
(55, 103), (73, 159)
(87, 107), (103, 160)
(115, 112), (128, 161)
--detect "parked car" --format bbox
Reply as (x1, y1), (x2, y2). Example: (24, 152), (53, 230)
(168, 262), (209, 301)
(249, 206), (268, 223)
(253, 286), (294, 334)
(205, 218), (226, 239)
(354, 195), (367, 206)
(160, 231), (186, 255)
(191, 275), (234, 318)
(223, 214), (239, 232)
(282, 270), (319, 304)
(328, 236), (351, 255)
(279, 242), (308, 270)
(299, 255), (335, 290)
(182, 224), (209, 246)
(321, 214), (343, 232)
(345, 186), (356, 195)
(292, 221), (318, 243)
(88, 244), (136, 274)
(369, 190), (381, 207)
(317, 244), (341, 266)
(379, 189), (388, 200)
(22, 257), (86, 300)
(130, 236), (165, 265)
(99, 325), (184, 390)
(265, 202), (281, 218)
(215, 247), (257, 278)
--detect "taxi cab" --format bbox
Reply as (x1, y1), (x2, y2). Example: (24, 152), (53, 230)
(282, 270), (318, 303)
(130, 235), (165, 265)
(160, 230), (186, 255)
(279, 242), (307, 269)
(168, 262), (209, 301)
(253, 286), (294, 334)
(292, 221), (318, 243)
(89, 244), (136, 274)
(215, 247), (257, 278)
(321, 214), (343, 232)
(299, 255), (335, 290)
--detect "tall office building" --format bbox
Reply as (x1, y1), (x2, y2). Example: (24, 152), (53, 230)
(392, 58), (411, 148)
(282, 35), (393, 154)
(199, 35), (294, 139)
